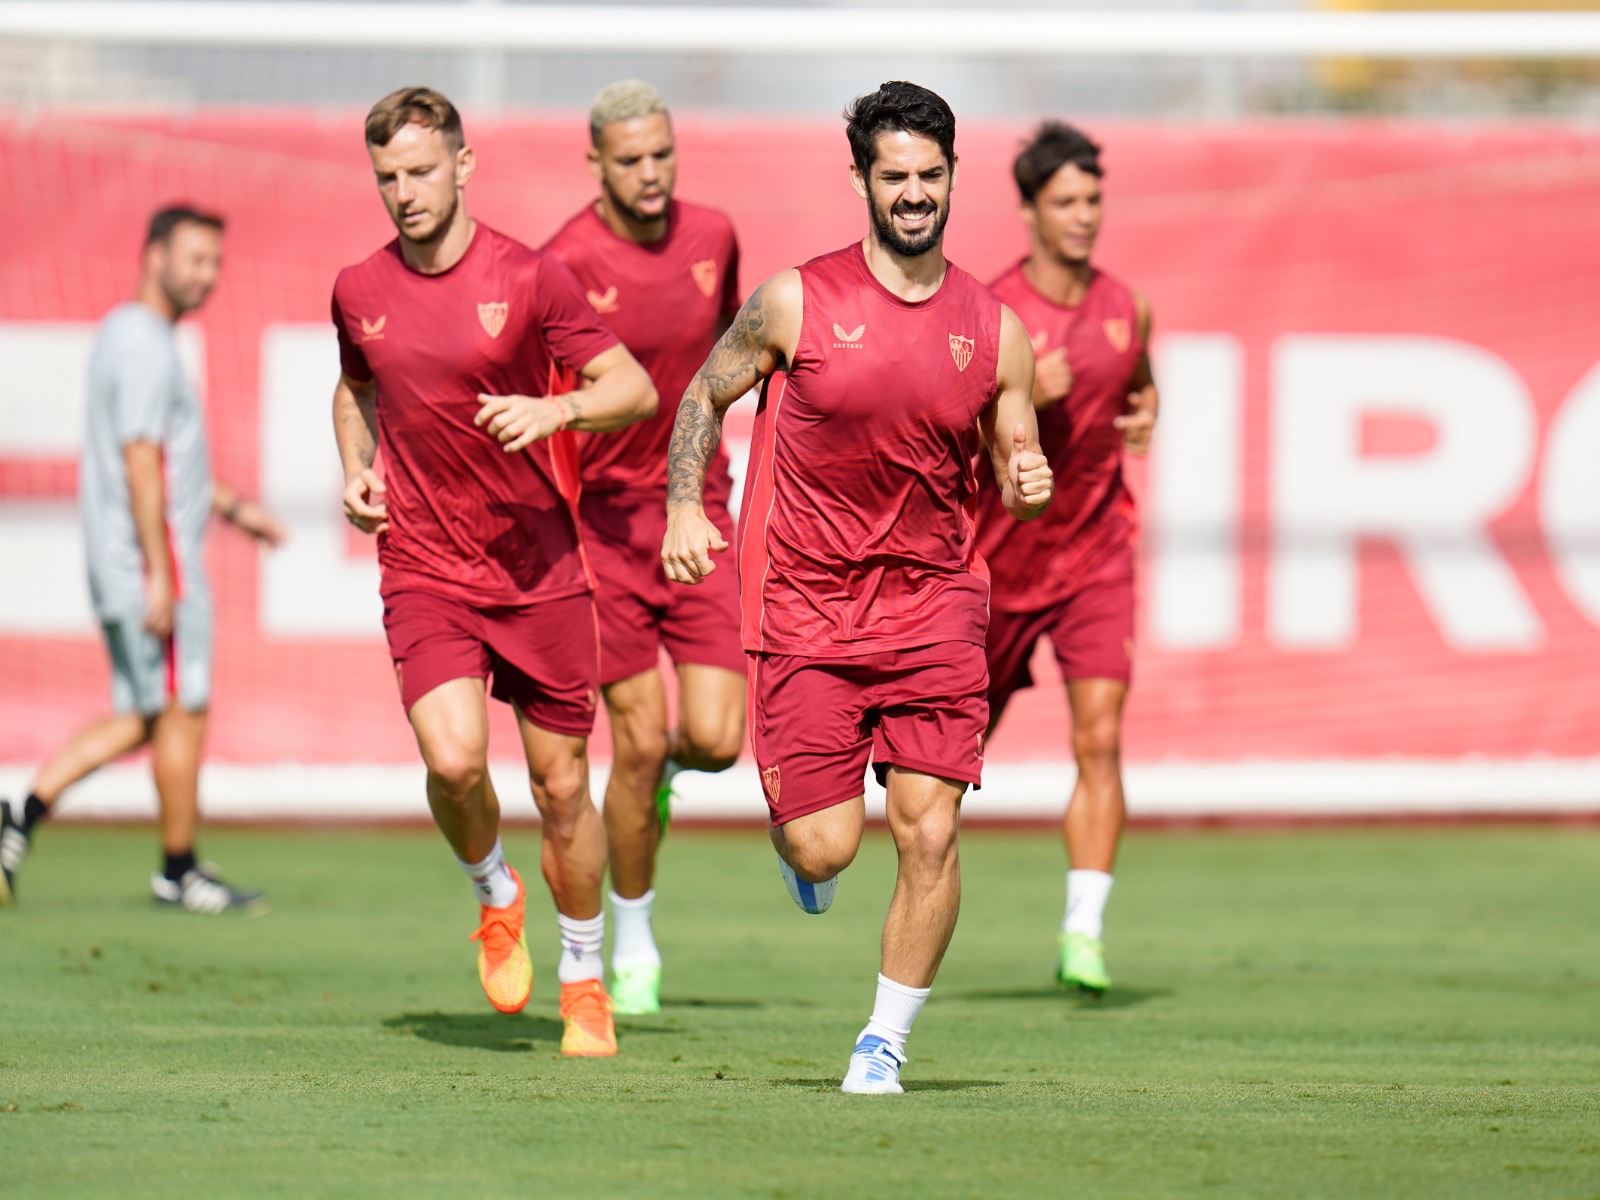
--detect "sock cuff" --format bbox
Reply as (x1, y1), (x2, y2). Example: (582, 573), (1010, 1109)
(876, 972), (932, 1001)
(459, 838), (505, 876)
(557, 911), (606, 937)
(1067, 868), (1114, 883)
(609, 888), (656, 910)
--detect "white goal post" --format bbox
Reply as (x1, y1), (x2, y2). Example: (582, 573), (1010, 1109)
(3, 2), (1600, 59)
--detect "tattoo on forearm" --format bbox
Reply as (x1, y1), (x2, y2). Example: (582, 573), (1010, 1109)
(337, 388), (379, 469)
(665, 285), (775, 508)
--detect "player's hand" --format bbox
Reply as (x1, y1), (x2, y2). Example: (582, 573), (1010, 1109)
(474, 393), (567, 453)
(662, 505), (729, 585)
(1114, 390), (1157, 455)
(343, 468), (388, 536)
(232, 500), (288, 548)
(143, 571), (175, 638)
(1032, 346), (1072, 408)
(1007, 422), (1053, 515)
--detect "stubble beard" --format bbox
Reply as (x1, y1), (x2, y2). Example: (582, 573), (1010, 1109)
(603, 175), (668, 230)
(396, 192), (458, 246)
(870, 197), (949, 259)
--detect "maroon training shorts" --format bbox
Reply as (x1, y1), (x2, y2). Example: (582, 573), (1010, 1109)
(580, 488), (745, 687)
(749, 641), (988, 827)
(986, 573), (1135, 717)
(382, 588), (599, 737)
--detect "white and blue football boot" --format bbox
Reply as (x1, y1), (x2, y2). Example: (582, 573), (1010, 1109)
(777, 853), (836, 915)
(840, 1035), (906, 1095)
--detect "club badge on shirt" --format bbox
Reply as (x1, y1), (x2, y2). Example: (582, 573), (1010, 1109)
(478, 302), (508, 338)
(949, 333), (974, 372)
(691, 259), (718, 298)
(1103, 318), (1131, 354)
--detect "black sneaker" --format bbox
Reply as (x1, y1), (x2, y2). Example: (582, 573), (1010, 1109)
(0, 800), (27, 907)
(150, 866), (267, 914)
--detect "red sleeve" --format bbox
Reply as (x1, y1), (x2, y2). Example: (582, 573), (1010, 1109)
(721, 229), (742, 324)
(530, 255), (620, 375)
(331, 283), (373, 384)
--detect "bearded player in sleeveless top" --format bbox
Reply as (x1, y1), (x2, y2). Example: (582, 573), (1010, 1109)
(974, 123), (1159, 995)
(541, 81), (746, 1016)
(330, 88), (656, 1057)
(663, 82), (1053, 1094)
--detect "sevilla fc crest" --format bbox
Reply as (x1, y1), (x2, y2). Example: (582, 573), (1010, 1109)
(948, 333), (974, 372)
(1103, 318), (1131, 354)
(762, 765), (782, 801)
(691, 259), (719, 299)
(477, 302), (508, 338)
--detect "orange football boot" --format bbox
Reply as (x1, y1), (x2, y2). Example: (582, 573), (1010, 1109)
(559, 979), (618, 1057)
(469, 867), (533, 1014)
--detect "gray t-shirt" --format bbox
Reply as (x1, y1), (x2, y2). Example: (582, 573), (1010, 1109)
(80, 303), (212, 619)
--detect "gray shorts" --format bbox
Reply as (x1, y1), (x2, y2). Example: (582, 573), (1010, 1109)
(101, 594), (214, 715)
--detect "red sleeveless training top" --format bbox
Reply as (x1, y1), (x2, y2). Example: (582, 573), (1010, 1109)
(973, 262), (1142, 610)
(737, 243), (1002, 657)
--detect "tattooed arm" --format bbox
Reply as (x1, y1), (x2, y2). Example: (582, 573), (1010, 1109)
(662, 270), (803, 584)
(333, 373), (388, 535)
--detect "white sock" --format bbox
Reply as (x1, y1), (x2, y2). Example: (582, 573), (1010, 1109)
(1064, 869), (1114, 939)
(610, 889), (661, 969)
(457, 839), (519, 908)
(859, 973), (930, 1059)
(557, 911), (606, 984)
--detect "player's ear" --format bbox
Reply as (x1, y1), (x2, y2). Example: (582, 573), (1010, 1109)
(948, 154), (959, 190)
(454, 145), (476, 189)
(849, 161), (868, 201)
(586, 144), (603, 183)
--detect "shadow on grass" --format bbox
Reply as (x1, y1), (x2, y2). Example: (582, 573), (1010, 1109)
(661, 996), (764, 1010)
(950, 984), (1171, 1010)
(383, 1011), (561, 1052)
(773, 1077), (1004, 1093)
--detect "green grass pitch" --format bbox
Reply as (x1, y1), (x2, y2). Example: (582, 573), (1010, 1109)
(3, 824), (1597, 1198)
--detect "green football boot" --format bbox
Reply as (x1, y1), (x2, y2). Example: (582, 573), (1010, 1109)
(610, 963), (662, 1015)
(1057, 932), (1111, 994)
(654, 760), (681, 838)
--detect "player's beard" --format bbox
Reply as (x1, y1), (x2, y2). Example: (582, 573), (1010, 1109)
(870, 195), (949, 258)
(602, 175), (669, 228)
(395, 192), (458, 245)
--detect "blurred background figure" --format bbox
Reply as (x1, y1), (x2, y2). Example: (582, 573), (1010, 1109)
(975, 123), (1158, 995)
(1, 207), (285, 914)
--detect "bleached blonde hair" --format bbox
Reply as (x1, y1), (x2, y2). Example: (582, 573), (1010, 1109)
(589, 79), (669, 146)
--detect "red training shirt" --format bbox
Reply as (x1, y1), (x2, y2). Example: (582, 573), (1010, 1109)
(739, 243), (1001, 657)
(331, 224), (619, 607)
(973, 263), (1143, 611)
(540, 199), (740, 503)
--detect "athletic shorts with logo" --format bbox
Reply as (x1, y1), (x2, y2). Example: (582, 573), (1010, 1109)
(581, 488), (745, 687)
(382, 589), (599, 736)
(750, 641), (988, 826)
(101, 593), (214, 716)
(986, 572), (1135, 716)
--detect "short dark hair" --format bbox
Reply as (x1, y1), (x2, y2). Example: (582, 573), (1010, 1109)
(1013, 121), (1103, 203)
(844, 81), (956, 177)
(365, 85), (465, 152)
(145, 205), (225, 247)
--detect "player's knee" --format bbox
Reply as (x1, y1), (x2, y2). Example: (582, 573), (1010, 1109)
(784, 827), (858, 881)
(423, 742), (486, 798)
(614, 725), (669, 780)
(532, 758), (587, 821)
(901, 806), (960, 871)
(1072, 715), (1122, 769)
(681, 729), (740, 773)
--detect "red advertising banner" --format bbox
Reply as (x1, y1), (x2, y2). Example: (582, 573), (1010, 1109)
(2, 113), (1598, 775)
